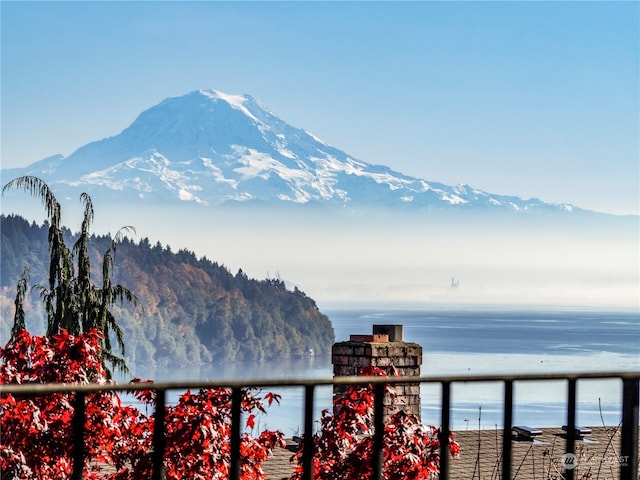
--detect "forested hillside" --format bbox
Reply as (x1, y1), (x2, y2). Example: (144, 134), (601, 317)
(0, 214), (334, 370)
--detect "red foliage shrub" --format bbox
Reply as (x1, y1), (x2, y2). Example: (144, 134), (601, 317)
(289, 366), (460, 480)
(0, 329), (284, 479)
(1, 331), (458, 479)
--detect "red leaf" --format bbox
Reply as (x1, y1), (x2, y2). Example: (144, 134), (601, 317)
(246, 413), (256, 430)
(264, 391), (281, 406)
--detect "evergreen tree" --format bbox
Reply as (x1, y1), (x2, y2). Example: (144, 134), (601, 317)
(11, 267), (30, 339)
(1, 199), (335, 368)
(2, 176), (137, 377)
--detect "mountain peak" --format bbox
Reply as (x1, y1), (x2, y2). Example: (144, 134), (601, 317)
(197, 89), (256, 118)
(1, 89), (584, 215)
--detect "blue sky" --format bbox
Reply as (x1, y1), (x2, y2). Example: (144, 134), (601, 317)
(2, 1), (638, 215)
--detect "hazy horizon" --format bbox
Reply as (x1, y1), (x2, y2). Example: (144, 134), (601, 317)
(2, 196), (637, 312)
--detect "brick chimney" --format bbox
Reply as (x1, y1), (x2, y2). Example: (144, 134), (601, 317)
(331, 324), (422, 423)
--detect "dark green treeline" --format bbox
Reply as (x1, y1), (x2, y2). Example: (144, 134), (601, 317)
(0, 214), (335, 370)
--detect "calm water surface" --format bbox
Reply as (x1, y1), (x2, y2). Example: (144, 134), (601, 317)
(138, 308), (640, 434)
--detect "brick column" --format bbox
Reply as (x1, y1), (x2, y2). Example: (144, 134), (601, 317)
(331, 325), (422, 423)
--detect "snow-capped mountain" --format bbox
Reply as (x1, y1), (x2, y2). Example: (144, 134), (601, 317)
(2, 89), (577, 213)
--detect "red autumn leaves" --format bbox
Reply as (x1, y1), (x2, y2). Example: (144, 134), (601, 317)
(0, 329), (285, 479)
(291, 366), (460, 480)
(1, 330), (458, 479)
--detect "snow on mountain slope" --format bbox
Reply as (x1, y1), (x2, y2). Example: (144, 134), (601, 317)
(2, 89), (578, 213)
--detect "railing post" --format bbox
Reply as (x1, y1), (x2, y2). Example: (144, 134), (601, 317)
(372, 382), (385, 480)
(71, 391), (85, 480)
(302, 384), (315, 480)
(565, 378), (576, 480)
(620, 377), (639, 480)
(439, 381), (451, 480)
(502, 380), (513, 480)
(152, 389), (166, 480)
(230, 387), (242, 480)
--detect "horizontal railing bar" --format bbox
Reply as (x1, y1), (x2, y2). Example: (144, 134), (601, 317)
(1, 371), (638, 395)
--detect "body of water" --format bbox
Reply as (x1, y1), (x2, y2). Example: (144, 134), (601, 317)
(136, 307), (640, 435)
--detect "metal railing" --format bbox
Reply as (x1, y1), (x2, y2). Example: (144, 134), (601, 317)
(1, 371), (638, 480)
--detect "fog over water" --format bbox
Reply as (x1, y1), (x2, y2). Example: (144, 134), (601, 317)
(3, 193), (637, 310)
(92, 204), (639, 311)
